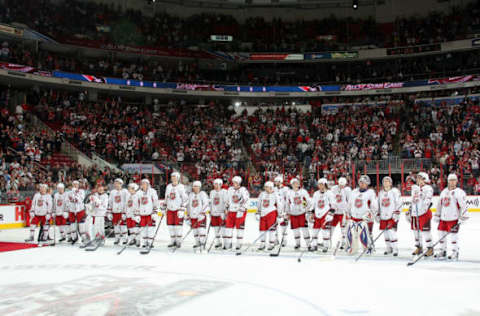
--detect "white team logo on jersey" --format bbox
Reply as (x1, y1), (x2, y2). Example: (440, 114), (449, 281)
(37, 200), (43, 207)
(381, 198), (390, 207)
(141, 197), (148, 205)
(192, 199), (199, 207)
(169, 192), (176, 200)
(413, 192), (420, 203)
(336, 195), (342, 203)
(262, 199), (270, 208)
(442, 197), (450, 207)
(213, 197), (220, 205)
(355, 198), (363, 208)
(294, 196), (302, 205)
(232, 195), (240, 203)
(317, 199), (325, 208)
(127, 200), (133, 208)
(57, 200), (62, 206)
(115, 195), (121, 203)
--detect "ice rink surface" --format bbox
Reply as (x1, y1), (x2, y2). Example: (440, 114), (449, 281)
(1, 214), (480, 316)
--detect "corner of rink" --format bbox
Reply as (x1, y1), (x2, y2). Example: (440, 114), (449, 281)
(1, 214), (480, 316)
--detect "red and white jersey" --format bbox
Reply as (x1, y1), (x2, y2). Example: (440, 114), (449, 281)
(32, 192), (53, 216)
(378, 188), (402, 220)
(436, 187), (467, 221)
(137, 188), (159, 216)
(411, 184), (433, 216)
(187, 191), (209, 218)
(330, 185), (352, 214)
(53, 192), (68, 215)
(67, 189), (85, 213)
(274, 186), (289, 214)
(226, 186), (250, 212)
(258, 191), (283, 217)
(125, 192), (140, 218)
(285, 188), (312, 216)
(349, 189), (378, 219)
(90, 193), (109, 217)
(209, 189), (228, 216)
(312, 190), (334, 218)
(108, 188), (129, 213)
(165, 183), (188, 211)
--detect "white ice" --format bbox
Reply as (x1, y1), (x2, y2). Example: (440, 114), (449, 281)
(1, 213), (480, 316)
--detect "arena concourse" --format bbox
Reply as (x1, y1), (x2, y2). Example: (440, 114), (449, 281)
(0, 0), (480, 315)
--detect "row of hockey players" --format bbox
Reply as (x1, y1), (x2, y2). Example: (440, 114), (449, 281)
(26, 170), (469, 258)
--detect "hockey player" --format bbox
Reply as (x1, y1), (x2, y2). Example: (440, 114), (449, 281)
(209, 178), (228, 249)
(187, 181), (209, 248)
(310, 178), (335, 252)
(224, 176), (250, 250)
(26, 184), (53, 242)
(284, 178), (312, 250)
(346, 175), (378, 254)
(138, 179), (159, 249)
(257, 181), (283, 251)
(330, 177), (351, 249)
(164, 172), (188, 248)
(53, 183), (69, 242)
(378, 176), (402, 256)
(125, 183), (141, 246)
(108, 178), (128, 245)
(433, 174), (468, 260)
(274, 175), (289, 247)
(87, 185), (109, 245)
(407, 172), (434, 257)
(68, 180), (87, 245)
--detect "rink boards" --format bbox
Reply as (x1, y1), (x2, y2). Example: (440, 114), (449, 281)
(1, 195), (479, 229)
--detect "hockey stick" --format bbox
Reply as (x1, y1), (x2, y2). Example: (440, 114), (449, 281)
(139, 214), (164, 255)
(270, 221), (287, 257)
(407, 224), (459, 267)
(355, 222), (392, 262)
(85, 228), (115, 252)
(171, 225), (193, 253)
(203, 216), (212, 250)
(236, 222), (279, 256)
(37, 222), (44, 243)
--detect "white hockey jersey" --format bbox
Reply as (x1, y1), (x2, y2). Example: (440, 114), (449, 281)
(285, 188), (312, 216)
(257, 191), (283, 217)
(330, 185), (352, 214)
(436, 187), (467, 221)
(312, 190), (334, 218)
(108, 188), (129, 214)
(209, 189), (228, 216)
(187, 191), (209, 218)
(274, 186), (289, 214)
(125, 192), (140, 218)
(53, 192), (68, 216)
(165, 183), (188, 211)
(349, 189), (378, 219)
(89, 193), (109, 217)
(411, 184), (433, 217)
(226, 186), (250, 212)
(32, 192), (53, 216)
(137, 188), (159, 216)
(378, 188), (402, 220)
(68, 189), (85, 213)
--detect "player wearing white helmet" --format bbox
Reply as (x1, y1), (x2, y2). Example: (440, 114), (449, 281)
(330, 177), (352, 249)
(378, 176), (402, 256)
(107, 178), (129, 245)
(67, 180), (86, 244)
(187, 181), (209, 249)
(407, 172), (434, 257)
(125, 183), (141, 247)
(138, 179), (160, 249)
(433, 174), (468, 260)
(224, 176), (250, 250)
(310, 178), (335, 252)
(87, 185), (109, 247)
(274, 175), (289, 247)
(164, 172), (188, 248)
(284, 177), (312, 250)
(26, 184), (53, 242)
(257, 181), (283, 251)
(209, 178), (228, 249)
(53, 183), (68, 242)
(346, 175), (378, 254)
